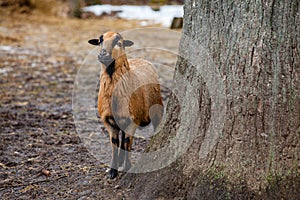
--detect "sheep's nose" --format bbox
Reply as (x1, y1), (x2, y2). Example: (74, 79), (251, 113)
(98, 49), (113, 65)
(99, 49), (109, 57)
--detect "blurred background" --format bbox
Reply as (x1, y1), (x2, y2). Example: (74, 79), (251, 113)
(0, 0), (183, 28)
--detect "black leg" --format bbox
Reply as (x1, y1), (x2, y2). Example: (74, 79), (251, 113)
(123, 135), (133, 172)
(119, 131), (125, 167)
(109, 131), (119, 179)
(124, 151), (132, 171)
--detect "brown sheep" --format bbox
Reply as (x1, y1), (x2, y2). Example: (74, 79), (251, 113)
(88, 32), (163, 179)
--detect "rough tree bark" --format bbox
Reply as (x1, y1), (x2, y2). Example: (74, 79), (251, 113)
(121, 0), (299, 199)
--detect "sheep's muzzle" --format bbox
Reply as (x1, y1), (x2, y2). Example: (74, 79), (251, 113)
(98, 48), (114, 66)
(98, 53), (114, 66)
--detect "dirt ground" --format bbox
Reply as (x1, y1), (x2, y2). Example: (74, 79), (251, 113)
(0, 9), (180, 199)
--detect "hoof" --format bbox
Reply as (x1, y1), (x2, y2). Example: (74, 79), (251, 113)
(109, 168), (118, 179)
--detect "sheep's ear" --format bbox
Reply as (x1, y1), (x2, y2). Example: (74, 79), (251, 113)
(123, 40), (134, 47)
(88, 39), (100, 46)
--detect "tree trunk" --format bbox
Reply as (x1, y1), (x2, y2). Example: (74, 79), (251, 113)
(121, 0), (299, 199)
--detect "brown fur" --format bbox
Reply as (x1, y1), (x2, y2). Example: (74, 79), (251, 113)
(98, 57), (163, 128)
(94, 32), (163, 178)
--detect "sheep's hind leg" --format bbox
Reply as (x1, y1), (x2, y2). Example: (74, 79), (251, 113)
(150, 104), (164, 131)
(119, 131), (134, 171)
(118, 131), (126, 167)
(109, 128), (120, 179)
(123, 134), (134, 172)
(119, 121), (136, 172)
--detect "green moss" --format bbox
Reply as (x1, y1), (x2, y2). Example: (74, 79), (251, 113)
(266, 169), (299, 186)
(192, 165), (300, 199)
(206, 164), (227, 180)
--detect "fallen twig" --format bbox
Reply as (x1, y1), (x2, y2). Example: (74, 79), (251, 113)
(0, 175), (67, 189)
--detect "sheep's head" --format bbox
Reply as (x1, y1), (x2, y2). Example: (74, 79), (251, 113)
(88, 32), (134, 66)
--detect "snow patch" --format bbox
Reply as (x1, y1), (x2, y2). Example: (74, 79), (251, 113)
(83, 5), (183, 27)
(0, 45), (14, 52)
(0, 67), (13, 75)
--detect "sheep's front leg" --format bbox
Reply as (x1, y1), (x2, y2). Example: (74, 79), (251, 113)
(108, 127), (120, 179)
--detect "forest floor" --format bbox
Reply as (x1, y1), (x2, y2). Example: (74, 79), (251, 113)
(0, 9), (180, 199)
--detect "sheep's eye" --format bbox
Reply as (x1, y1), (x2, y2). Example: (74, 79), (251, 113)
(117, 42), (122, 47)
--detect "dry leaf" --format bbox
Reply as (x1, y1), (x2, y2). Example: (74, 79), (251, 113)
(42, 169), (51, 176)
